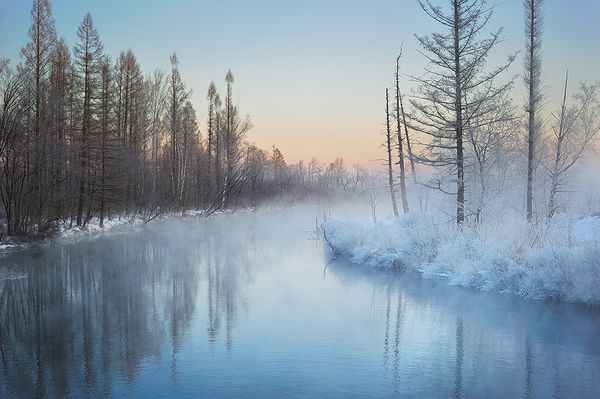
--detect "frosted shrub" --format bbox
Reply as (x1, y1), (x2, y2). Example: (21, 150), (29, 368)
(323, 213), (600, 305)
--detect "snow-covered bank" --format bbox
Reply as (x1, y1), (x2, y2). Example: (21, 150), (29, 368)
(0, 207), (256, 256)
(324, 214), (600, 305)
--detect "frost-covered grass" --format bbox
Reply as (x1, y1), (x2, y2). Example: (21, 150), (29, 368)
(324, 213), (600, 305)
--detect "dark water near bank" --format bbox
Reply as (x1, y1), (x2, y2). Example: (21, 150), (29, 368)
(1, 209), (599, 398)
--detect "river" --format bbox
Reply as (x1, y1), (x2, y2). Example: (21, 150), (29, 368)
(1, 207), (599, 398)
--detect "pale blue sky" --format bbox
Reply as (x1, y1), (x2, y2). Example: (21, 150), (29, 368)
(1, 0), (599, 165)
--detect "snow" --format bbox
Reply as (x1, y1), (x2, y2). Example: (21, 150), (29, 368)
(55, 216), (147, 242)
(0, 264), (28, 280)
(0, 207), (258, 257)
(574, 216), (600, 241)
(323, 213), (600, 305)
(0, 243), (20, 251)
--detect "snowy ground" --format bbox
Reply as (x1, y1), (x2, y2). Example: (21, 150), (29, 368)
(324, 213), (600, 305)
(0, 208), (255, 257)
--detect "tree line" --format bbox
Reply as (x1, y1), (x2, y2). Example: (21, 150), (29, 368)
(382, 0), (600, 225)
(0, 0), (368, 236)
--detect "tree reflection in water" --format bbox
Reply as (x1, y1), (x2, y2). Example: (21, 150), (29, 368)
(0, 220), (253, 398)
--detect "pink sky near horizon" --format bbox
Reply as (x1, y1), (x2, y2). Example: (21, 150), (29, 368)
(1, 0), (599, 168)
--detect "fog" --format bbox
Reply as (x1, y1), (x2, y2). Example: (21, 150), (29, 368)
(1, 202), (599, 398)
(2, 0), (600, 396)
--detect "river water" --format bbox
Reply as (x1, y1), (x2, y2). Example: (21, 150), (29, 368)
(0, 207), (599, 398)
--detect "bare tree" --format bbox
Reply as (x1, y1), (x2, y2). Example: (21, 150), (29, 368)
(214, 93), (223, 204)
(0, 60), (27, 234)
(524, 0), (544, 222)
(167, 53), (190, 208)
(21, 0), (57, 227)
(547, 74), (600, 219)
(411, 0), (515, 224)
(145, 69), (167, 194)
(464, 92), (519, 223)
(220, 70), (251, 207)
(394, 56), (409, 214)
(179, 100), (198, 209)
(73, 13), (103, 226)
(396, 49), (417, 184)
(224, 71), (234, 206)
(206, 81), (217, 203)
(48, 38), (71, 221)
(386, 88), (399, 217)
(98, 56), (113, 227)
(1, 2), (352, 235)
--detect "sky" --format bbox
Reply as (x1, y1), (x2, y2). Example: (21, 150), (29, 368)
(0, 0), (599, 167)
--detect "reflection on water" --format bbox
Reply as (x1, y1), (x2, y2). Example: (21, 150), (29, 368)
(0, 209), (599, 398)
(327, 260), (600, 399)
(0, 218), (255, 398)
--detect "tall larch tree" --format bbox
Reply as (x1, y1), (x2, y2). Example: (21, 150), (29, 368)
(144, 69), (167, 196)
(21, 0), (57, 226)
(524, 0), (544, 222)
(167, 53), (189, 208)
(48, 38), (71, 219)
(223, 70), (234, 206)
(412, 0), (515, 224)
(73, 13), (103, 226)
(206, 81), (217, 202)
(98, 56), (113, 227)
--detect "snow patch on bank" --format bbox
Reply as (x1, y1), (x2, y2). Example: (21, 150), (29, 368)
(324, 214), (600, 305)
(0, 207), (257, 256)
(0, 264), (28, 280)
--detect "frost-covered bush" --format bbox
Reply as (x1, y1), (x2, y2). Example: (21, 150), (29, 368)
(323, 214), (600, 305)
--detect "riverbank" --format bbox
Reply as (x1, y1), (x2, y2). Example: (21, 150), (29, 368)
(323, 213), (600, 305)
(0, 208), (255, 258)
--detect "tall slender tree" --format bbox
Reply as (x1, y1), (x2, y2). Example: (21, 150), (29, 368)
(214, 93), (223, 201)
(223, 70), (234, 206)
(49, 38), (71, 220)
(396, 49), (417, 184)
(98, 56), (113, 227)
(21, 0), (57, 226)
(386, 88), (399, 217)
(145, 69), (167, 194)
(412, 0), (515, 224)
(73, 13), (103, 226)
(524, 0), (544, 222)
(167, 53), (189, 208)
(22, 0), (56, 138)
(206, 81), (217, 202)
(394, 56), (409, 214)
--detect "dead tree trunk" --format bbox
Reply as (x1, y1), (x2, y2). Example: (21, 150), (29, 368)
(395, 56), (409, 214)
(396, 52), (417, 184)
(386, 88), (399, 217)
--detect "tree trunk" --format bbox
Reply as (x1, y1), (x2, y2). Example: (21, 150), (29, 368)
(526, 0), (537, 222)
(395, 57), (409, 214)
(454, 1), (465, 225)
(386, 88), (399, 217)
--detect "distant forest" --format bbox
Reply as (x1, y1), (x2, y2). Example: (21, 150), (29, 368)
(0, 0), (367, 236)
(2, 0), (599, 237)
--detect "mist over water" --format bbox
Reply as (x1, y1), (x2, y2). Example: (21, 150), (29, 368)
(0, 204), (599, 398)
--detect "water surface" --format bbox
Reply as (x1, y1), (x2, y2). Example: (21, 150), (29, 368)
(1, 208), (599, 398)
